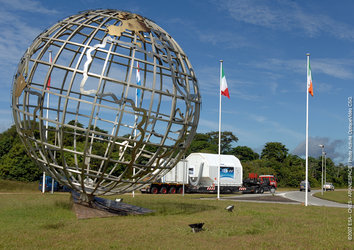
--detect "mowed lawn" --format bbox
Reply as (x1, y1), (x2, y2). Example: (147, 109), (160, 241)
(0, 187), (351, 249)
(313, 190), (351, 204)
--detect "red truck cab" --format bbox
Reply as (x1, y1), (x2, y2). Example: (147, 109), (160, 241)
(259, 175), (277, 188)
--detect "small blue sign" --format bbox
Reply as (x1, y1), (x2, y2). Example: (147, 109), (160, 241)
(220, 167), (234, 178)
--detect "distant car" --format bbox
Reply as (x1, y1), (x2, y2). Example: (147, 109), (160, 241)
(299, 181), (311, 192)
(323, 182), (335, 191)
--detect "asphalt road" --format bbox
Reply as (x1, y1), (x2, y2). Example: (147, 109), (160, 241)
(222, 190), (351, 208)
(280, 190), (349, 208)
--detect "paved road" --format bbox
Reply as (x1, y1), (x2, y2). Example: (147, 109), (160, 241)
(221, 190), (351, 208)
(279, 190), (349, 208)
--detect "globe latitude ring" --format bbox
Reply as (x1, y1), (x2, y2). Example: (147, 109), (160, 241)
(11, 9), (201, 200)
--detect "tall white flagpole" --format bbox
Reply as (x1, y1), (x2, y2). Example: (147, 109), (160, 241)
(42, 51), (52, 194)
(133, 61), (139, 198)
(49, 53), (54, 193)
(217, 60), (223, 200)
(305, 53), (310, 206)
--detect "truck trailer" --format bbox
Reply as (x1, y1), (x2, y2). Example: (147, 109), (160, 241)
(140, 153), (243, 194)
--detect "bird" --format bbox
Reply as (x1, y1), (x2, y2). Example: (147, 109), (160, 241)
(225, 205), (234, 212)
(188, 223), (204, 233)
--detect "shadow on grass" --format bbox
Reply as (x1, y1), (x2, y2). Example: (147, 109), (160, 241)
(55, 200), (72, 210)
(41, 221), (65, 230)
(131, 201), (217, 216)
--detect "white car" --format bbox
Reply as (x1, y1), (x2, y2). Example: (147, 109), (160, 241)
(323, 183), (335, 191)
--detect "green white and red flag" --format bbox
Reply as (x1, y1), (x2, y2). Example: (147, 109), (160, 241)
(220, 65), (230, 98)
(307, 58), (313, 96)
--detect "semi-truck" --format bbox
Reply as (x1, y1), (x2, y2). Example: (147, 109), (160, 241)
(140, 153), (243, 194)
(238, 173), (277, 194)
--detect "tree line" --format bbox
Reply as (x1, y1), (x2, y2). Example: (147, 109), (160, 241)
(187, 131), (349, 188)
(0, 126), (349, 188)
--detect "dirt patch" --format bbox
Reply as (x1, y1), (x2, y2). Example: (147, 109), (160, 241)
(223, 195), (299, 203)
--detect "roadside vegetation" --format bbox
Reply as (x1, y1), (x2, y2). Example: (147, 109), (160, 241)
(0, 179), (37, 192)
(313, 190), (351, 204)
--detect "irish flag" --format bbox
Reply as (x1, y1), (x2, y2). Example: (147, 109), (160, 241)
(307, 58), (313, 96)
(220, 65), (230, 98)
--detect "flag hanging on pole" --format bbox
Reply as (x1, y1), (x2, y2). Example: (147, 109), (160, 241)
(218, 60), (230, 200)
(307, 58), (313, 96)
(220, 65), (230, 98)
(136, 61), (141, 98)
(305, 53), (313, 206)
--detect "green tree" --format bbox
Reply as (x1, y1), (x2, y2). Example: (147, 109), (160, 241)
(229, 146), (259, 162)
(261, 142), (288, 162)
(0, 143), (40, 181)
(0, 125), (21, 158)
(187, 131), (238, 154)
(205, 131), (238, 154)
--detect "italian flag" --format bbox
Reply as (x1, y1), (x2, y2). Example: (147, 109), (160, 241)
(221, 65), (230, 98)
(307, 58), (313, 96)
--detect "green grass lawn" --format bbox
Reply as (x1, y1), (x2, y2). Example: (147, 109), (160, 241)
(0, 179), (38, 192)
(313, 190), (351, 204)
(0, 190), (351, 249)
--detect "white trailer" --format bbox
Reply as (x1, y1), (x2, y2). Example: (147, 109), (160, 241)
(185, 153), (242, 192)
(141, 153), (243, 194)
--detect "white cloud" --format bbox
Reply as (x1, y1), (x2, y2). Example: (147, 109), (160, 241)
(219, 0), (354, 41)
(196, 30), (252, 49)
(165, 15), (253, 49)
(249, 57), (354, 80)
(313, 59), (354, 80)
(245, 112), (303, 140)
(221, 0), (293, 30)
(0, 0), (58, 14)
(196, 65), (261, 101)
(0, 1), (58, 88)
(248, 114), (267, 123)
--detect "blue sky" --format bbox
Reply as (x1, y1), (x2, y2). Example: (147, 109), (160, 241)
(0, 0), (352, 164)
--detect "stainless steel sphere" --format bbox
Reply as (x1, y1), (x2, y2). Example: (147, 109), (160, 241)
(11, 9), (200, 198)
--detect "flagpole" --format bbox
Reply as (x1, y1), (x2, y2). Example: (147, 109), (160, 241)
(305, 53), (310, 206)
(49, 50), (54, 194)
(133, 61), (139, 198)
(42, 51), (52, 194)
(217, 60), (223, 200)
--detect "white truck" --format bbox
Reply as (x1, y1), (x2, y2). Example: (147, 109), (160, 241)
(140, 153), (243, 194)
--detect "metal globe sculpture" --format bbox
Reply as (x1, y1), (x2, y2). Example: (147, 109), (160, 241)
(11, 9), (200, 200)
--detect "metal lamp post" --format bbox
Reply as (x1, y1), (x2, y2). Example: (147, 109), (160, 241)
(324, 152), (327, 192)
(318, 144), (325, 195)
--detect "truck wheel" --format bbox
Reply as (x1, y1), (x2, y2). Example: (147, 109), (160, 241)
(177, 187), (183, 194)
(169, 187), (176, 194)
(151, 186), (159, 194)
(160, 187), (168, 194)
